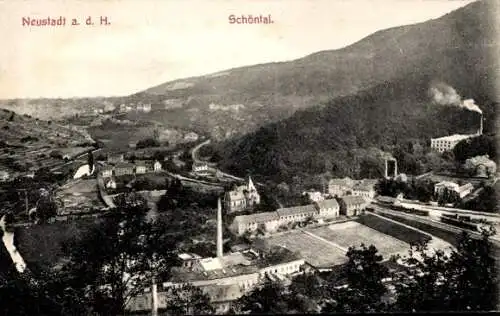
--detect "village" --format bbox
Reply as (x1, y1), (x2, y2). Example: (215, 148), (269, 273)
(2, 119), (497, 313)
(1, 1), (499, 313)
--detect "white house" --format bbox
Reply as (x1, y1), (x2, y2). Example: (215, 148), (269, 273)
(192, 162), (209, 174)
(230, 212), (280, 236)
(351, 179), (377, 199)
(153, 160), (162, 172)
(302, 191), (324, 203)
(0, 170), (9, 182)
(430, 134), (475, 153)
(341, 195), (368, 217)
(434, 181), (473, 199)
(135, 161), (147, 174)
(276, 205), (317, 226)
(315, 199), (340, 218)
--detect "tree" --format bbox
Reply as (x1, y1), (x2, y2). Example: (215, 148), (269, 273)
(235, 280), (292, 314)
(136, 138), (160, 149)
(58, 194), (179, 315)
(35, 190), (58, 223)
(393, 230), (498, 312)
(322, 244), (389, 313)
(287, 272), (323, 313)
(87, 151), (94, 171)
(162, 284), (214, 315)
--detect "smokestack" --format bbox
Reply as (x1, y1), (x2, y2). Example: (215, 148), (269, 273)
(151, 278), (158, 316)
(216, 197), (223, 258)
(480, 113), (483, 135)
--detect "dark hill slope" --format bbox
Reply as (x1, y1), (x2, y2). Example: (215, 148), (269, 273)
(132, 0), (497, 139)
(218, 0), (499, 181)
(219, 72), (497, 181)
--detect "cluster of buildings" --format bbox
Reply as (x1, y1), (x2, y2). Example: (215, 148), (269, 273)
(118, 102), (152, 113)
(328, 177), (378, 199)
(224, 177), (261, 213)
(430, 134), (478, 153)
(230, 195), (368, 236)
(127, 199), (305, 314)
(430, 100), (483, 153)
(99, 154), (163, 188)
(434, 181), (474, 199)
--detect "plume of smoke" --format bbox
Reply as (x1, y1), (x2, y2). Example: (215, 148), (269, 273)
(429, 82), (461, 106)
(462, 99), (482, 114)
(429, 82), (482, 114)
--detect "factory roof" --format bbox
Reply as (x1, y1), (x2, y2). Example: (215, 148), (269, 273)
(276, 205), (317, 218)
(169, 259), (260, 282)
(178, 253), (202, 261)
(329, 177), (354, 187)
(315, 199), (339, 210)
(341, 195), (367, 206)
(233, 212), (279, 226)
(134, 160), (147, 167)
(352, 179), (378, 191)
(431, 134), (476, 142)
(114, 162), (135, 169)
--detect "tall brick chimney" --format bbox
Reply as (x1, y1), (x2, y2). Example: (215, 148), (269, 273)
(216, 197), (223, 258)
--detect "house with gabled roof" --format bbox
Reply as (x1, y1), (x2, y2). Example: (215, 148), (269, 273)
(340, 195), (368, 216)
(314, 199), (340, 218)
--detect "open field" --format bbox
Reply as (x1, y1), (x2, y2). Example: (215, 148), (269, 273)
(59, 179), (98, 194)
(14, 218), (100, 273)
(308, 221), (411, 260)
(0, 109), (93, 175)
(356, 214), (431, 245)
(260, 231), (347, 268)
(56, 179), (105, 214)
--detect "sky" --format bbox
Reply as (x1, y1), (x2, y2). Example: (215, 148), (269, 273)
(0, 0), (476, 99)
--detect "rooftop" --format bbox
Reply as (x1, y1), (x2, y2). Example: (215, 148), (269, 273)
(114, 162), (135, 169)
(341, 195), (367, 205)
(315, 199), (339, 209)
(233, 212), (279, 225)
(329, 177), (354, 187)
(431, 134), (476, 142)
(276, 205), (317, 218)
(178, 253), (202, 261)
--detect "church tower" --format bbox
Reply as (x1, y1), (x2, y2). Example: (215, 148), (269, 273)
(247, 176), (256, 192)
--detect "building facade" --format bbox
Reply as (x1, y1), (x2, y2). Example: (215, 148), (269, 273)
(430, 134), (476, 153)
(328, 177), (354, 197)
(153, 160), (162, 172)
(434, 181), (473, 199)
(351, 180), (377, 199)
(340, 195), (368, 216)
(315, 199), (340, 218)
(302, 191), (324, 203)
(114, 163), (135, 176)
(224, 177), (261, 214)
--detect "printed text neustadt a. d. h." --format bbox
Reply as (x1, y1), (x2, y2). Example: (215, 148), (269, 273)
(21, 16), (111, 26)
(228, 14), (274, 24)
